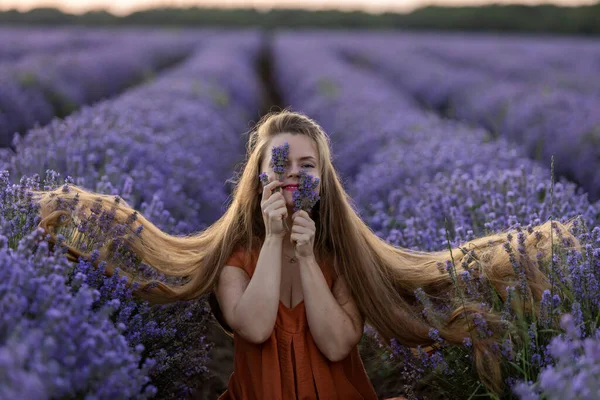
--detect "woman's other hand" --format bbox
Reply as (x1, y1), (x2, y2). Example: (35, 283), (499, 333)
(291, 210), (316, 259)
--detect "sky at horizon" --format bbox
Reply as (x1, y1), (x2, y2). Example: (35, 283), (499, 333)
(0, 0), (596, 15)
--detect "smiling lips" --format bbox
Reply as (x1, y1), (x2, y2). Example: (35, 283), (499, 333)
(284, 184), (299, 191)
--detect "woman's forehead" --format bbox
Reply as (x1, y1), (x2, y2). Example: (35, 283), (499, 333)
(268, 134), (317, 157)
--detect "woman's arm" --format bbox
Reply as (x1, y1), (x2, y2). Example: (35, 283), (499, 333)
(298, 256), (365, 362)
(217, 236), (283, 343)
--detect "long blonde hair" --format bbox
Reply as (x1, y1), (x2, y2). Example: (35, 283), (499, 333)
(32, 109), (581, 394)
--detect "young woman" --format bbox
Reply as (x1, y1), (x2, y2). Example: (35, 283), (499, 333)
(213, 129), (383, 399)
(35, 110), (580, 399)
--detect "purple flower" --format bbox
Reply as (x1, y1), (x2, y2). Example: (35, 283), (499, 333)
(473, 313), (492, 338)
(540, 289), (553, 328)
(292, 169), (320, 213)
(258, 172), (269, 188)
(515, 313), (600, 399)
(270, 142), (290, 178)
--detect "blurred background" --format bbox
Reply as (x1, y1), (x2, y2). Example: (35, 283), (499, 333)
(2, 1), (600, 399)
(0, 0), (599, 32)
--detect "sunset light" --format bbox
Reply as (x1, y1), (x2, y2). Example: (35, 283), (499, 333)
(0, 0), (597, 15)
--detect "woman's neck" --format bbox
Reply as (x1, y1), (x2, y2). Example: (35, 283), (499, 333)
(282, 208), (295, 250)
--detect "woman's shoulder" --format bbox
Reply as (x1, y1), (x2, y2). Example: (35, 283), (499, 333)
(225, 244), (259, 271)
(317, 252), (338, 286)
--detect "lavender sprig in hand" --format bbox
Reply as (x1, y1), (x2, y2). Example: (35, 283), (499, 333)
(270, 142), (290, 178)
(259, 171), (291, 234)
(259, 172), (271, 189)
(292, 169), (320, 213)
(260, 168), (320, 227)
(259, 142), (292, 232)
(258, 142), (320, 233)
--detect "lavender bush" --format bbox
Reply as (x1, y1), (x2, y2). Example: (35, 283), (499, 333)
(5, 28), (600, 399)
(1, 33), (262, 234)
(514, 313), (600, 400)
(334, 33), (600, 201)
(0, 27), (116, 61)
(1, 32), (263, 399)
(372, 214), (600, 399)
(274, 32), (600, 399)
(0, 173), (158, 399)
(274, 32), (422, 181)
(1, 169), (219, 399)
(0, 30), (205, 147)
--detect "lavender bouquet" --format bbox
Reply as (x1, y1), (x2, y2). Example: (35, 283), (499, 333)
(258, 141), (320, 233)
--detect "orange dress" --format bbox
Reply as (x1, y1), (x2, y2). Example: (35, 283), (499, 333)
(217, 246), (380, 400)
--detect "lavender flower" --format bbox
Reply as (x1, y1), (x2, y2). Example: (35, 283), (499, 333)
(260, 145), (320, 226)
(259, 172), (269, 188)
(270, 141), (290, 177)
(259, 142), (293, 232)
(292, 169), (320, 213)
(514, 314), (600, 399)
(260, 142), (291, 200)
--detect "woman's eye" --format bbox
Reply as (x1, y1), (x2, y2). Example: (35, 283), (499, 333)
(303, 164), (315, 168)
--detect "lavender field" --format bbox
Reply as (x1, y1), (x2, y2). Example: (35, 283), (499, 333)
(1, 28), (600, 400)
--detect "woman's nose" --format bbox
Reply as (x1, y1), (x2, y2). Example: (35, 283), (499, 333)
(286, 163), (300, 175)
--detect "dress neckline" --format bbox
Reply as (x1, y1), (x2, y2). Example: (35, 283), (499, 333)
(279, 299), (305, 311)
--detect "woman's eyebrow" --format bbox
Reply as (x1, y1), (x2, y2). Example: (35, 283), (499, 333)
(297, 156), (317, 162)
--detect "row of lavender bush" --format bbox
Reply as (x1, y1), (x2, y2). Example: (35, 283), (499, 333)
(0, 29), (209, 148)
(273, 33), (419, 181)
(2, 29), (599, 399)
(331, 33), (600, 203)
(0, 31), (263, 399)
(381, 33), (600, 93)
(274, 32), (600, 399)
(0, 27), (116, 61)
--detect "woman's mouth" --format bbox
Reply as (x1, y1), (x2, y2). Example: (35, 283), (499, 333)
(284, 185), (298, 191)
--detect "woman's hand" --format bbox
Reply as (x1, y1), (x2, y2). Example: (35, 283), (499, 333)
(260, 177), (287, 238)
(290, 210), (316, 259)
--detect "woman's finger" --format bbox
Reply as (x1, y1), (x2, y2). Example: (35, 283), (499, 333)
(263, 191), (284, 207)
(291, 225), (311, 234)
(262, 179), (284, 202)
(292, 217), (315, 229)
(264, 200), (283, 214)
(261, 189), (284, 209)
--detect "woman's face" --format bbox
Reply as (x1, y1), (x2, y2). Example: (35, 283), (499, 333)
(259, 133), (321, 209)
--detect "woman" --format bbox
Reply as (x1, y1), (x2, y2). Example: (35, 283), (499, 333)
(213, 127), (383, 399)
(35, 110), (580, 398)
